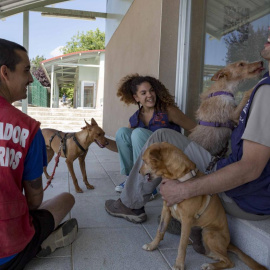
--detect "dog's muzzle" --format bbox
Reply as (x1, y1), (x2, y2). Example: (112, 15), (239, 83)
(95, 139), (108, 148)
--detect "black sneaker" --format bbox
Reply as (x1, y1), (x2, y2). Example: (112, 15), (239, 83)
(105, 199), (147, 223)
(37, 218), (78, 257)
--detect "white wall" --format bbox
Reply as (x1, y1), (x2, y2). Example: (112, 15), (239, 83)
(105, 0), (134, 46)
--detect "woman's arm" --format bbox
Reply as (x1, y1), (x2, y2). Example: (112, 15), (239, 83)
(105, 123), (133, 152)
(160, 139), (270, 206)
(105, 138), (118, 152)
(167, 106), (196, 132)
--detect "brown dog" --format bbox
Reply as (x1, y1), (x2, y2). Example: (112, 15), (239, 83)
(42, 118), (108, 193)
(188, 60), (264, 156)
(140, 142), (267, 270)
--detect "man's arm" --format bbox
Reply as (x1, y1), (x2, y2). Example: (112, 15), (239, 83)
(23, 176), (43, 210)
(160, 139), (270, 206)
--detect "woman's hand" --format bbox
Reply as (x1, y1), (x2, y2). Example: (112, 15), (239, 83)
(160, 178), (188, 206)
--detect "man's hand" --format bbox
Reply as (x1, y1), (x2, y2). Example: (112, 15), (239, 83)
(160, 178), (189, 206)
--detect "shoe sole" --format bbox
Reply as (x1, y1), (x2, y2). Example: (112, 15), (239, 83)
(37, 219), (78, 257)
(115, 187), (123, 192)
(105, 207), (147, 224)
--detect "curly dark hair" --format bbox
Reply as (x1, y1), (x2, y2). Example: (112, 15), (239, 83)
(116, 74), (177, 112)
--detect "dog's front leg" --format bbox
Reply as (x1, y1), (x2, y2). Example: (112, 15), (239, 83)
(78, 153), (94, 190)
(66, 158), (83, 193)
(43, 148), (55, 179)
(231, 87), (253, 124)
(173, 217), (193, 270)
(142, 202), (171, 251)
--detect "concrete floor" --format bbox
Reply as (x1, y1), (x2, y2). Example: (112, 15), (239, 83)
(24, 143), (248, 270)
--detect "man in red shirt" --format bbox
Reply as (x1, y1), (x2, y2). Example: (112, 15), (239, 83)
(0, 38), (78, 270)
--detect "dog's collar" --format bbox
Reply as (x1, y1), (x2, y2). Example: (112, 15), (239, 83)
(199, 120), (235, 130)
(207, 91), (234, 98)
(177, 168), (198, 182)
(175, 168), (213, 220)
(195, 194), (212, 219)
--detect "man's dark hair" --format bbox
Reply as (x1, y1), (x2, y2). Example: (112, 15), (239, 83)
(0, 38), (27, 71)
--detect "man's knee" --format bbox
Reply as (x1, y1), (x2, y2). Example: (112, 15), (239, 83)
(59, 192), (75, 208)
(148, 128), (177, 143)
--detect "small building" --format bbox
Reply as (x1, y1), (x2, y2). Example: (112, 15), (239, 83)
(41, 50), (105, 109)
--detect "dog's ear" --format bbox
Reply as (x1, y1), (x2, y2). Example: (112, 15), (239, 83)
(82, 119), (91, 130)
(149, 148), (162, 163)
(84, 119), (90, 126)
(91, 118), (97, 126)
(211, 70), (229, 81)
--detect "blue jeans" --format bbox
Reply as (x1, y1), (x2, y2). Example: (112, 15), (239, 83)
(115, 127), (153, 175)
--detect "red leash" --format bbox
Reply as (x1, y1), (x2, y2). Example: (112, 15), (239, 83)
(44, 148), (62, 191)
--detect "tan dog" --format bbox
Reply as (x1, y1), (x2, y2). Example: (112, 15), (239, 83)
(140, 142), (267, 270)
(42, 118), (108, 193)
(188, 60), (264, 156)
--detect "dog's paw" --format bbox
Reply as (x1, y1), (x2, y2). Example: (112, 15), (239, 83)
(142, 243), (156, 251)
(172, 263), (185, 270)
(201, 263), (214, 270)
(86, 184), (94, 189)
(75, 188), (84, 193)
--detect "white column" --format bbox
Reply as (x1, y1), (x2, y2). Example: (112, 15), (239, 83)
(50, 65), (54, 108)
(22, 11), (29, 114)
(96, 52), (105, 109)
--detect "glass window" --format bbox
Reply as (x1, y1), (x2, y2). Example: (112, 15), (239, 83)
(203, 0), (270, 100)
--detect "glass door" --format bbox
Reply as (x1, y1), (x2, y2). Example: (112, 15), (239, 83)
(81, 81), (96, 108)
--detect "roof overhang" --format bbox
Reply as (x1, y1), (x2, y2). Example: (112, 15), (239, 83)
(0, 0), (69, 18)
(206, 0), (270, 40)
(0, 0), (107, 20)
(40, 50), (105, 88)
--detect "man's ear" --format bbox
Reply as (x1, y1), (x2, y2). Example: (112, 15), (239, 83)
(0, 65), (9, 82)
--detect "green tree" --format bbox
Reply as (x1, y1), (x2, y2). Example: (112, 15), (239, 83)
(30, 55), (50, 87)
(224, 24), (268, 64)
(31, 55), (46, 71)
(223, 24), (268, 96)
(61, 28), (105, 54)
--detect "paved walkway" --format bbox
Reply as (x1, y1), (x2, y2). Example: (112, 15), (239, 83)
(24, 144), (247, 270)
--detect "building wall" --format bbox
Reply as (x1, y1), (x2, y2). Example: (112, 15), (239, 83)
(105, 0), (134, 46)
(103, 0), (180, 137)
(159, 0), (180, 96)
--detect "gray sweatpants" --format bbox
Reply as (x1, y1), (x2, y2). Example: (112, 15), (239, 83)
(120, 128), (270, 221)
(121, 129), (213, 208)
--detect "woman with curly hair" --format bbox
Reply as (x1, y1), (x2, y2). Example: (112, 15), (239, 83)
(112, 74), (196, 193)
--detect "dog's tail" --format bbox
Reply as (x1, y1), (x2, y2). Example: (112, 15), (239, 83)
(228, 243), (268, 270)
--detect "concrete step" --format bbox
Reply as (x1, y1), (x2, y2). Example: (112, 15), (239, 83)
(16, 106), (103, 132)
(227, 215), (270, 268)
